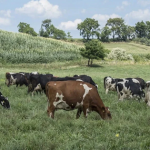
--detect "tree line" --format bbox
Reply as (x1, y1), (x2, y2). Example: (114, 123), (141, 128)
(17, 18), (150, 42)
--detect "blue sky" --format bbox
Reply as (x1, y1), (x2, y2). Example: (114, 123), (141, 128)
(0, 0), (150, 38)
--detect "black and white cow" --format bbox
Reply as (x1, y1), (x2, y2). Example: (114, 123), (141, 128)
(73, 75), (98, 88)
(116, 78), (145, 101)
(0, 92), (10, 109)
(5, 72), (38, 87)
(26, 75), (98, 95)
(26, 74), (54, 95)
(104, 76), (146, 94)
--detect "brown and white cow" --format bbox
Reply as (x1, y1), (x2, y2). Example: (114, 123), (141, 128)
(46, 80), (111, 120)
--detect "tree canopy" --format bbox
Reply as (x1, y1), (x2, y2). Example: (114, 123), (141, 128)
(77, 18), (100, 40)
(80, 40), (106, 66)
(17, 22), (37, 36)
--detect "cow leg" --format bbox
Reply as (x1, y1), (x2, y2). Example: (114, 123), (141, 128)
(105, 88), (109, 94)
(118, 92), (124, 101)
(83, 105), (89, 118)
(47, 104), (55, 119)
(76, 107), (82, 119)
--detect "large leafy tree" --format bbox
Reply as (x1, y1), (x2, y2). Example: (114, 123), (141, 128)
(80, 40), (106, 66)
(77, 18), (100, 40)
(17, 22), (37, 36)
(100, 26), (111, 42)
(39, 19), (66, 39)
(135, 21), (147, 38)
(106, 18), (125, 41)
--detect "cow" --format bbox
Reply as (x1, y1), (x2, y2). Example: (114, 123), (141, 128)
(5, 72), (28, 87)
(26, 75), (98, 95)
(46, 80), (112, 120)
(145, 81), (150, 106)
(0, 92), (10, 109)
(115, 78), (145, 101)
(73, 75), (98, 88)
(104, 76), (146, 94)
(134, 77), (146, 89)
(25, 74), (53, 95)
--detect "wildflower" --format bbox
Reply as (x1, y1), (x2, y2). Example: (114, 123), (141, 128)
(116, 134), (119, 137)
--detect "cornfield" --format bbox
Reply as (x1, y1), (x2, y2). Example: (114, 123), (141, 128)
(0, 30), (81, 63)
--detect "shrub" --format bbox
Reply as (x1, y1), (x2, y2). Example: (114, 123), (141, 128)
(107, 48), (134, 61)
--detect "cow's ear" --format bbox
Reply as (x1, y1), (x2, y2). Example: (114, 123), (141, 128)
(102, 107), (105, 113)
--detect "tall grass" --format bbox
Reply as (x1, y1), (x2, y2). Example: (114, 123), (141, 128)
(0, 30), (81, 63)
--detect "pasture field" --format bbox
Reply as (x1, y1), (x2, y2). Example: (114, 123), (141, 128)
(0, 63), (150, 150)
(103, 42), (150, 55)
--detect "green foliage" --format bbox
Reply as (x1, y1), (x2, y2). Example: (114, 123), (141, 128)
(0, 30), (81, 64)
(39, 19), (66, 39)
(17, 22), (37, 36)
(80, 40), (106, 66)
(135, 21), (147, 38)
(107, 48), (134, 61)
(77, 18), (100, 40)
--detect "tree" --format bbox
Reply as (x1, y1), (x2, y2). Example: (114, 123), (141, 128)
(80, 40), (106, 66)
(126, 26), (135, 40)
(135, 21), (147, 38)
(39, 19), (66, 39)
(106, 18), (125, 41)
(17, 22), (37, 36)
(100, 26), (111, 42)
(39, 19), (51, 37)
(77, 18), (100, 40)
(146, 21), (150, 39)
(53, 28), (66, 39)
(67, 32), (73, 41)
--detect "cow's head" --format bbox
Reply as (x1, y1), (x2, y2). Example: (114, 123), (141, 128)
(0, 92), (10, 109)
(100, 107), (112, 120)
(145, 81), (150, 92)
(5, 72), (11, 87)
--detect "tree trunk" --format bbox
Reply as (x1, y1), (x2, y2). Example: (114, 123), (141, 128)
(90, 59), (93, 66)
(88, 59), (90, 66)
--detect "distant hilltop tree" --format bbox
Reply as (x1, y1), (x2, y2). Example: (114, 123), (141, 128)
(17, 22), (37, 36)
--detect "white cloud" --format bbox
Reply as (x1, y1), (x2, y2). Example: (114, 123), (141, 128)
(0, 10), (11, 17)
(138, 0), (150, 6)
(117, 1), (129, 11)
(92, 14), (120, 27)
(15, 0), (61, 18)
(125, 9), (150, 22)
(81, 9), (86, 13)
(0, 17), (10, 25)
(58, 19), (82, 30)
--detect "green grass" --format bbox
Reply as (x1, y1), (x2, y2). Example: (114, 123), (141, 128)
(103, 42), (150, 55)
(0, 63), (150, 150)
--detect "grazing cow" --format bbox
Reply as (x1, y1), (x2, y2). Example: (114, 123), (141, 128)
(73, 75), (98, 88)
(46, 80), (111, 120)
(26, 75), (98, 95)
(116, 78), (145, 101)
(104, 76), (146, 94)
(26, 74), (53, 95)
(145, 81), (150, 106)
(0, 92), (10, 109)
(5, 72), (28, 87)
(104, 76), (123, 94)
(134, 77), (146, 89)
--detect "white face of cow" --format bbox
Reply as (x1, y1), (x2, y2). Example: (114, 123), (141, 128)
(105, 77), (116, 90)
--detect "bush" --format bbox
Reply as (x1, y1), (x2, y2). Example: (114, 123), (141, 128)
(107, 48), (134, 61)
